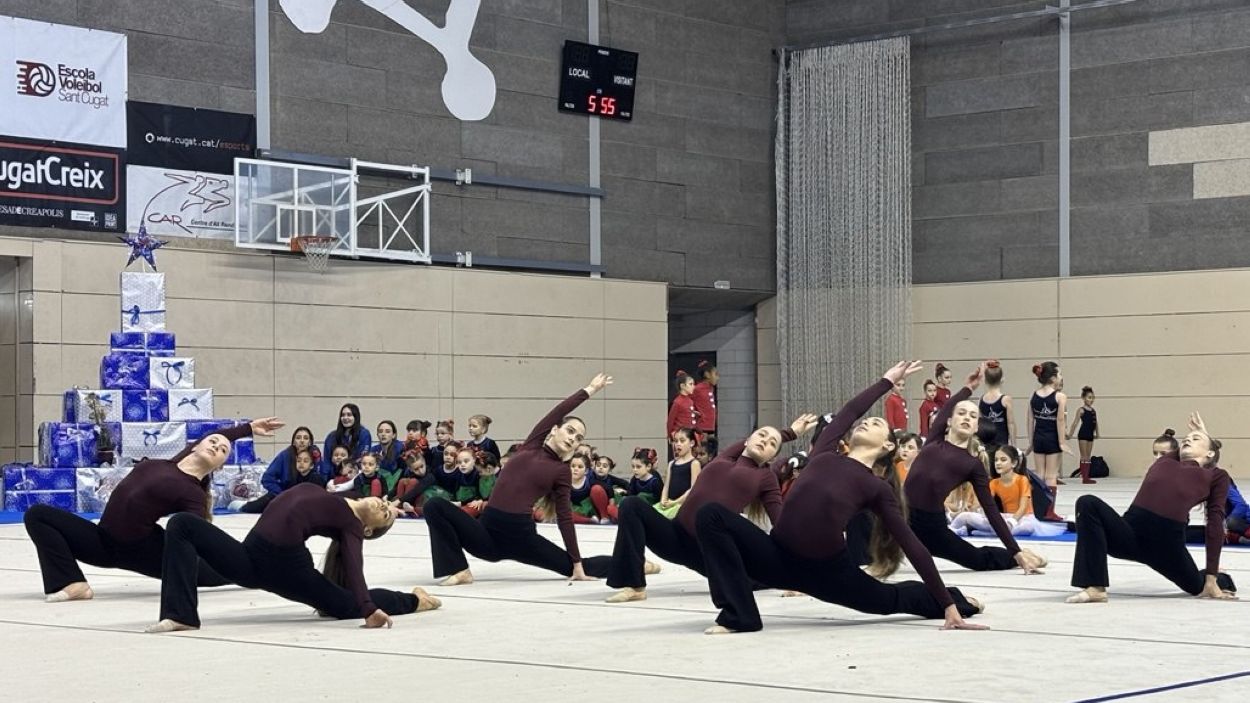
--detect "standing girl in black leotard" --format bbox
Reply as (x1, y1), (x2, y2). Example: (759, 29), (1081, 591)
(1028, 361), (1070, 520)
(1067, 386), (1099, 485)
(978, 360), (1016, 450)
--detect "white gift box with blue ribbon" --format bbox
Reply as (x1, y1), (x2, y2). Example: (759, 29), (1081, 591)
(100, 353), (151, 391)
(149, 357), (195, 390)
(120, 272), (167, 333)
(122, 389), (170, 422)
(121, 422), (188, 461)
(168, 388), (213, 421)
(63, 389), (123, 423)
(110, 331), (176, 356)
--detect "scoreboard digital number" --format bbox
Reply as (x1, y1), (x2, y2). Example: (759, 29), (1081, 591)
(559, 40), (638, 121)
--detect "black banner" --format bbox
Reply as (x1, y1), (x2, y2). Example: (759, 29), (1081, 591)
(0, 136), (125, 232)
(127, 101), (256, 174)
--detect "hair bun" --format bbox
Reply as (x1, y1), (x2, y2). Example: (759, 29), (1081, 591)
(986, 359), (1000, 369)
(1163, 428), (1175, 437)
(936, 363), (947, 374)
(675, 370), (687, 378)
(1032, 363), (1043, 376)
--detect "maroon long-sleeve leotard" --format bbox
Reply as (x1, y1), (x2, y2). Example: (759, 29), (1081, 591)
(905, 387), (1021, 555)
(1132, 456), (1230, 576)
(252, 483), (376, 616)
(771, 379), (955, 609)
(98, 423), (254, 543)
(485, 390), (589, 561)
(674, 427), (797, 537)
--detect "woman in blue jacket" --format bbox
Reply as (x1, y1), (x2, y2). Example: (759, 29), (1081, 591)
(240, 427), (319, 513)
(323, 404), (372, 475)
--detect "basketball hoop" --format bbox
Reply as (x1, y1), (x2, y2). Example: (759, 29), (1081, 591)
(291, 236), (336, 273)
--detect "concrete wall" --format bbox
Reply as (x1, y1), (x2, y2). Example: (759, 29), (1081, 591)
(757, 269), (1250, 479)
(670, 310), (757, 441)
(0, 0), (783, 294)
(8, 236), (667, 465)
(787, 0), (1250, 283)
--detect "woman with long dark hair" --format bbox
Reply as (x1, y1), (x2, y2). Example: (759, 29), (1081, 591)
(322, 403), (372, 474)
(241, 426), (319, 513)
(423, 374), (612, 585)
(24, 418), (284, 602)
(146, 483), (440, 632)
(694, 362), (986, 634)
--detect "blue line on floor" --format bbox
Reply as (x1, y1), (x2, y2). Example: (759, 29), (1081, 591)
(1073, 670), (1250, 702)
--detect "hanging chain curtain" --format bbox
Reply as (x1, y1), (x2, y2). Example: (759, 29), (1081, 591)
(775, 37), (912, 427)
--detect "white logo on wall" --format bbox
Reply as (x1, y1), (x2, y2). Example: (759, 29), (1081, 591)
(126, 165), (235, 239)
(278, 0), (496, 121)
(0, 16), (127, 148)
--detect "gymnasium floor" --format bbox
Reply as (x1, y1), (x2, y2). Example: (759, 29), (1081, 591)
(1, 478), (1245, 703)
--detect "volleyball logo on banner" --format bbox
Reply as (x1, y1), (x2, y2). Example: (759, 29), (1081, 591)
(0, 16), (128, 148)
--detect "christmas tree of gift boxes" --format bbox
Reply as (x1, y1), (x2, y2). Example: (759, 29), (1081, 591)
(3, 271), (266, 512)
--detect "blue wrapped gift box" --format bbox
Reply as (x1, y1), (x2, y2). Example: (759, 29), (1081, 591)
(38, 423), (100, 469)
(229, 439), (257, 465)
(100, 353), (151, 390)
(186, 419), (239, 442)
(4, 490), (76, 512)
(110, 331), (176, 357)
(3, 465), (77, 492)
(122, 389), (170, 422)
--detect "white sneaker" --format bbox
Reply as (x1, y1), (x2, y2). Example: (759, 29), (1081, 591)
(227, 500), (246, 511)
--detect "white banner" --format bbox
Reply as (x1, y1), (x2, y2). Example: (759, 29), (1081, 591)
(126, 165), (235, 239)
(0, 16), (127, 148)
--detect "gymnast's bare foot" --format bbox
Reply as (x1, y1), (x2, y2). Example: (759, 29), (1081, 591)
(605, 587), (646, 603)
(440, 569), (474, 586)
(46, 582), (93, 603)
(1065, 587), (1108, 604)
(704, 625), (739, 635)
(413, 587), (442, 611)
(144, 619), (198, 633)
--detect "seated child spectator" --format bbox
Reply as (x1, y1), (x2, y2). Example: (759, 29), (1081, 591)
(950, 445), (1065, 537)
(657, 428), (702, 518)
(428, 419), (456, 475)
(396, 449), (437, 517)
(893, 431), (920, 485)
(371, 420), (404, 472)
(466, 414), (501, 461)
(327, 457), (358, 494)
(350, 452), (386, 498)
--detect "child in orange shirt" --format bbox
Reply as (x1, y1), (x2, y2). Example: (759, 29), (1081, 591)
(893, 431), (920, 484)
(953, 446), (1065, 537)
